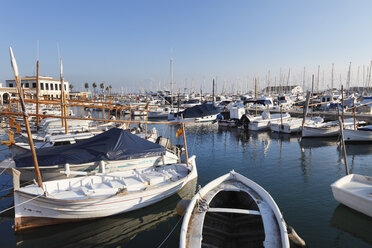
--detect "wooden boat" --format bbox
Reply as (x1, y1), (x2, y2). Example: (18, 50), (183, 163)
(15, 179), (197, 247)
(12, 155), (197, 231)
(331, 174), (372, 218)
(343, 125), (372, 142)
(302, 118), (365, 138)
(0, 128), (179, 181)
(180, 170), (290, 248)
(248, 112), (291, 131)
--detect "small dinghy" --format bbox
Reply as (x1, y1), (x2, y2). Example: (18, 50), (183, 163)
(180, 170), (290, 248)
(331, 174), (372, 218)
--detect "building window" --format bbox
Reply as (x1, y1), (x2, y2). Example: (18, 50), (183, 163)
(32, 83), (37, 88)
(25, 83), (29, 88)
(46, 83), (49, 90)
(64, 85), (67, 91)
(9, 83), (13, 87)
(55, 84), (58, 91)
(40, 83), (44, 90)
(59, 85), (61, 90)
(50, 84), (54, 90)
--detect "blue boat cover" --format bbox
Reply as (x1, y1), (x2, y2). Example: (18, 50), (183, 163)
(14, 128), (166, 167)
(174, 102), (219, 118)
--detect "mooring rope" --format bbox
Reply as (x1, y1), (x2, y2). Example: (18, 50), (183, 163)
(0, 193), (43, 214)
(0, 160), (14, 177)
(156, 216), (183, 248)
(190, 125), (200, 156)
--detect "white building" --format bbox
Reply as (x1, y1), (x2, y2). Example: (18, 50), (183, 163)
(5, 76), (69, 99)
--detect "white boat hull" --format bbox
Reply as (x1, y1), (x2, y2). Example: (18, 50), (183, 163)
(331, 174), (372, 218)
(302, 126), (339, 137)
(343, 129), (372, 142)
(13, 156), (197, 230)
(180, 170), (289, 248)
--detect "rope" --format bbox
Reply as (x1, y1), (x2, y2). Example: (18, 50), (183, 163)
(156, 216), (183, 248)
(0, 179), (34, 194)
(0, 193), (43, 214)
(0, 159), (14, 176)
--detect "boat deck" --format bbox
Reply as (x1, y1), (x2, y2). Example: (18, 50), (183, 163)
(19, 164), (189, 200)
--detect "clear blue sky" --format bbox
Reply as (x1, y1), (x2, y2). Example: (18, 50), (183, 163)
(1, 0), (372, 92)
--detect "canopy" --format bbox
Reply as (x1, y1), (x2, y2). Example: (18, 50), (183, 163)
(175, 102), (219, 118)
(14, 128), (166, 167)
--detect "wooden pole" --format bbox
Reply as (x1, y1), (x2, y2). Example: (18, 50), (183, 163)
(9, 47), (44, 189)
(255, 78), (257, 116)
(311, 75), (314, 119)
(353, 98), (356, 130)
(181, 115), (189, 166)
(59, 60), (68, 133)
(338, 117), (349, 175)
(145, 103), (149, 138)
(341, 85), (344, 123)
(129, 106), (132, 129)
(302, 91), (310, 128)
(36, 60), (40, 129)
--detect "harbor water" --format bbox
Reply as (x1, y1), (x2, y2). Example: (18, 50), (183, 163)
(1, 121), (372, 247)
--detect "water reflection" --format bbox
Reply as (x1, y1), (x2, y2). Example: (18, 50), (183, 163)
(15, 179), (197, 248)
(331, 204), (372, 246)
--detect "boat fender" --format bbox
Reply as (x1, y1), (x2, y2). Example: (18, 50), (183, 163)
(287, 225), (306, 247)
(176, 199), (191, 216)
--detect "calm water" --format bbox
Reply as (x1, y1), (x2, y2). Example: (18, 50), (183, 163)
(1, 117), (372, 247)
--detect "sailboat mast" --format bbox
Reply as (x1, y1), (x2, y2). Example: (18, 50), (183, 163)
(170, 57), (174, 108)
(36, 60), (40, 129)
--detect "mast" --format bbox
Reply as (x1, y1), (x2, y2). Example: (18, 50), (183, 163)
(302, 67), (306, 92)
(212, 79), (215, 102)
(267, 70), (271, 95)
(316, 65), (320, 93)
(9, 47), (44, 189)
(36, 60), (40, 129)
(170, 57), (174, 108)
(60, 60), (68, 133)
(368, 60), (372, 93)
(331, 63), (334, 90)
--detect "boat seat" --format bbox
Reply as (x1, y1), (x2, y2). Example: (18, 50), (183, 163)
(142, 171), (167, 185)
(208, 207), (261, 215)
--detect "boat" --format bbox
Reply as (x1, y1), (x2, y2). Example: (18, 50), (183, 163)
(302, 118), (365, 138)
(270, 117), (323, 134)
(168, 102), (219, 123)
(180, 170), (290, 248)
(12, 154), (197, 231)
(0, 128), (179, 181)
(331, 174), (372, 218)
(15, 179), (197, 247)
(248, 111), (291, 131)
(343, 125), (372, 142)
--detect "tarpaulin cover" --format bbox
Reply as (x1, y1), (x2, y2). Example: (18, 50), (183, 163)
(175, 102), (219, 118)
(14, 128), (166, 167)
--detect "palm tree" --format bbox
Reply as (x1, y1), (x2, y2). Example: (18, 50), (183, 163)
(109, 85), (112, 95)
(92, 82), (97, 96)
(106, 86), (109, 96)
(84, 82), (89, 92)
(100, 83), (105, 95)
(69, 84), (74, 91)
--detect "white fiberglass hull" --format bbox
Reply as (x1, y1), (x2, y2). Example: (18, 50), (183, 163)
(331, 174), (372, 218)
(13, 156), (197, 231)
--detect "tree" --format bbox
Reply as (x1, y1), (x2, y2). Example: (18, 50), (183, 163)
(106, 86), (109, 96)
(69, 84), (74, 91)
(92, 82), (97, 96)
(109, 85), (112, 95)
(84, 82), (89, 92)
(100, 83), (105, 95)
